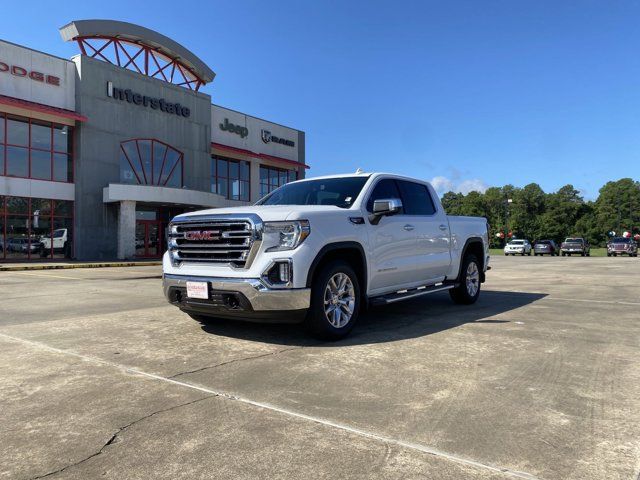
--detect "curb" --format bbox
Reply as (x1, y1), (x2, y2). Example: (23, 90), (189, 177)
(0, 261), (162, 272)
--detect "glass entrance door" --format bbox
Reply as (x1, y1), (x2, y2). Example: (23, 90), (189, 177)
(135, 220), (163, 258)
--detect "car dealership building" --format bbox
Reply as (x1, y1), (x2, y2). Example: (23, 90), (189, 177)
(0, 19), (306, 261)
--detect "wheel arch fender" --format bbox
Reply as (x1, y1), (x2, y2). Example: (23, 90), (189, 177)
(454, 237), (486, 283)
(305, 241), (368, 295)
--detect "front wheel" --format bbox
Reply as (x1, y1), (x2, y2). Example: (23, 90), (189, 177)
(450, 254), (481, 305)
(305, 260), (360, 341)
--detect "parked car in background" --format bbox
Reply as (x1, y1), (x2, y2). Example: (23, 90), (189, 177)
(7, 238), (42, 253)
(607, 237), (638, 257)
(504, 239), (532, 256)
(560, 237), (590, 256)
(39, 228), (68, 256)
(533, 239), (559, 256)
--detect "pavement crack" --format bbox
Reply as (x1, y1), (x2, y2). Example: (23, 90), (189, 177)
(28, 395), (213, 480)
(168, 346), (302, 379)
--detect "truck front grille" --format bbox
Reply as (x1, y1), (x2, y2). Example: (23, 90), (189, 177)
(168, 216), (261, 268)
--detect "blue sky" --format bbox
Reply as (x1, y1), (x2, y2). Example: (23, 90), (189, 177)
(4, 1), (639, 199)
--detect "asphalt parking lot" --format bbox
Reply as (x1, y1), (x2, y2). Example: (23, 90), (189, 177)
(1, 257), (639, 480)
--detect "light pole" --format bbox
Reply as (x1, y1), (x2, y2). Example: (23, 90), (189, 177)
(504, 198), (513, 246)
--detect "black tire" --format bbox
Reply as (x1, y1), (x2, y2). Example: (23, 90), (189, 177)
(607, 253), (611, 257)
(305, 260), (361, 341)
(527, 251), (531, 256)
(613, 253), (617, 257)
(504, 253), (508, 256)
(449, 254), (481, 305)
(581, 252), (585, 257)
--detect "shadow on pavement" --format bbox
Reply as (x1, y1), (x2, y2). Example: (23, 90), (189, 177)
(195, 290), (547, 347)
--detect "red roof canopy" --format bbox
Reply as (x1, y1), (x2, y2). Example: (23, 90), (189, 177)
(0, 95), (88, 122)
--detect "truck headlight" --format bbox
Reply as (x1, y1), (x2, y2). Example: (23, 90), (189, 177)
(264, 220), (310, 252)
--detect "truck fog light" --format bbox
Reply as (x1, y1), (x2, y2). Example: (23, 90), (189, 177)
(279, 262), (291, 283)
(262, 259), (293, 287)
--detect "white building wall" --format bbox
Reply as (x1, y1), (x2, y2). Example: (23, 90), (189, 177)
(0, 40), (76, 110)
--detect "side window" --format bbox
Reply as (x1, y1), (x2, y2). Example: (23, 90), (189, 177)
(366, 179), (403, 213)
(397, 181), (436, 216)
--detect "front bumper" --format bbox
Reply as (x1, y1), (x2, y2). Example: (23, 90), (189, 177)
(163, 274), (311, 322)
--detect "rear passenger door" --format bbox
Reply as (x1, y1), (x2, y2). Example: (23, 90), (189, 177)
(396, 180), (452, 283)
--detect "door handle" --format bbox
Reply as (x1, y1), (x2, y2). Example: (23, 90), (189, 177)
(403, 224), (415, 231)
(439, 224), (448, 231)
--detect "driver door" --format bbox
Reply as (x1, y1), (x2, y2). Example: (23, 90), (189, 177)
(365, 179), (421, 295)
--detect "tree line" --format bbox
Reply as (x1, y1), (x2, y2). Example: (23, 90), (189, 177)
(440, 178), (640, 248)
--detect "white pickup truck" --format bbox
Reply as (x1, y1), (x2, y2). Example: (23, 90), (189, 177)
(163, 172), (490, 339)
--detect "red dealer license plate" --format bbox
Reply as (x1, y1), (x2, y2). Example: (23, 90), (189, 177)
(186, 281), (208, 299)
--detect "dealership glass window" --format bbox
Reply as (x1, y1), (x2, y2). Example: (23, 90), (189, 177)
(120, 138), (183, 187)
(211, 156), (250, 201)
(6, 146), (29, 177)
(7, 116), (28, 146)
(0, 113), (73, 182)
(259, 165), (298, 198)
(31, 120), (52, 150)
(31, 149), (52, 180)
(0, 196), (74, 261)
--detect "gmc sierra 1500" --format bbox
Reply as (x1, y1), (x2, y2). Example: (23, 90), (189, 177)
(163, 172), (490, 339)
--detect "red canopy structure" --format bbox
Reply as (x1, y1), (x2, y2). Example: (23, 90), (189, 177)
(60, 20), (215, 91)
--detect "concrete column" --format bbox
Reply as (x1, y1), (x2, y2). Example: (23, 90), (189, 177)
(250, 160), (261, 203)
(117, 200), (136, 260)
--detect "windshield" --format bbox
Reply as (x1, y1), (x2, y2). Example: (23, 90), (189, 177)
(565, 238), (582, 243)
(257, 177), (369, 208)
(612, 237), (631, 244)
(537, 241), (551, 245)
(510, 240), (524, 245)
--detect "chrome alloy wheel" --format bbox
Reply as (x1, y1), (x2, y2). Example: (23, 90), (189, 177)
(465, 261), (480, 297)
(323, 272), (355, 328)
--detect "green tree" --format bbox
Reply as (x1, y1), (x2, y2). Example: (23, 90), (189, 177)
(593, 178), (640, 242)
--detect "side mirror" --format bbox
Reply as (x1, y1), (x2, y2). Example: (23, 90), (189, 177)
(370, 198), (402, 225)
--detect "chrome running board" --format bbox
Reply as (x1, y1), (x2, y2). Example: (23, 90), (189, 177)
(369, 283), (456, 306)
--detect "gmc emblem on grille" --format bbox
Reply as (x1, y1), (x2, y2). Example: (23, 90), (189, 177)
(184, 230), (220, 241)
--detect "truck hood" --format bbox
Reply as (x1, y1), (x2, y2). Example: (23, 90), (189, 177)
(173, 205), (354, 223)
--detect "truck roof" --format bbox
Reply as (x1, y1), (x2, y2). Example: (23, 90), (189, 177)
(289, 172), (430, 184)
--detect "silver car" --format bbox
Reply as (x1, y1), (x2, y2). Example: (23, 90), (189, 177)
(504, 239), (532, 256)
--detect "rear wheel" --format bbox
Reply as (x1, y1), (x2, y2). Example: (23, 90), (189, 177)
(450, 254), (481, 305)
(305, 260), (360, 341)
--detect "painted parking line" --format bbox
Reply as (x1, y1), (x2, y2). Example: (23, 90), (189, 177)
(6, 271), (85, 281)
(0, 332), (540, 480)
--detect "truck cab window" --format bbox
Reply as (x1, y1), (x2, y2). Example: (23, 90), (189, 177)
(397, 180), (436, 215)
(366, 179), (403, 213)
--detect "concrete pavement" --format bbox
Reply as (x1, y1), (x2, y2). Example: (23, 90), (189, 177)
(0, 257), (639, 479)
